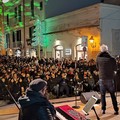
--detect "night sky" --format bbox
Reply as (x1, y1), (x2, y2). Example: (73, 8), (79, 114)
(45, 0), (101, 18)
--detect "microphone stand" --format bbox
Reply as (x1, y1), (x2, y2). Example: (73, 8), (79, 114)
(72, 79), (84, 109)
(0, 79), (20, 111)
(72, 62), (80, 109)
(92, 106), (100, 120)
(72, 86), (80, 109)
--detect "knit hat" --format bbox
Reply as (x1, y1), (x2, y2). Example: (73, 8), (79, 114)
(29, 79), (47, 92)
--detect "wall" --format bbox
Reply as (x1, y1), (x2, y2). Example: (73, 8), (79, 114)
(44, 4), (100, 60)
(45, 4), (100, 33)
(100, 3), (120, 56)
(104, 0), (120, 5)
(45, 26), (100, 60)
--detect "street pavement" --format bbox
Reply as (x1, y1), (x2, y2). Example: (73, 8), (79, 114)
(0, 114), (18, 120)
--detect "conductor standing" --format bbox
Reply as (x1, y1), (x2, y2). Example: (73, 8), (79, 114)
(96, 44), (119, 115)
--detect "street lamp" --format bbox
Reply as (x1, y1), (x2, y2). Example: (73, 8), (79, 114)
(89, 36), (96, 48)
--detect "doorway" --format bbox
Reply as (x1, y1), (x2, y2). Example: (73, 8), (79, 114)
(76, 44), (87, 60)
(55, 45), (63, 59)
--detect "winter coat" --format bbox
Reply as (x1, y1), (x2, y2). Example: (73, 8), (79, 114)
(18, 88), (56, 120)
(96, 51), (117, 80)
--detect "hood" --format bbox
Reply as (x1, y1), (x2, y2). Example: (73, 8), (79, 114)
(97, 51), (111, 58)
(18, 88), (46, 108)
(97, 52), (112, 62)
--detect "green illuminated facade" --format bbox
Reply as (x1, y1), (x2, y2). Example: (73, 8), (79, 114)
(1, 0), (46, 57)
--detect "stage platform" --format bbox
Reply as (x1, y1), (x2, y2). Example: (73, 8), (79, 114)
(0, 92), (120, 120)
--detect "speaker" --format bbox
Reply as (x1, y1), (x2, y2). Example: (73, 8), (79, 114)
(80, 91), (101, 104)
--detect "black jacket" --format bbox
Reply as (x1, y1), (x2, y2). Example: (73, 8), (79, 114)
(96, 52), (117, 80)
(18, 88), (56, 120)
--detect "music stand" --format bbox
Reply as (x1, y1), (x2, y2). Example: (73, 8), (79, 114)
(82, 96), (100, 120)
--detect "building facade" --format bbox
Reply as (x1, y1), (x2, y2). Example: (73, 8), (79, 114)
(1, 0), (120, 60)
(44, 3), (120, 60)
(0, 0), (45, 57)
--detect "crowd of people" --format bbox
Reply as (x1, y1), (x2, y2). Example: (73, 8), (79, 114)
(0, 55), (119, 102)
(14, 44), (120, 119)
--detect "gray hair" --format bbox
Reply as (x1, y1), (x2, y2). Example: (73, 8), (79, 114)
(100, 44), (108, 52)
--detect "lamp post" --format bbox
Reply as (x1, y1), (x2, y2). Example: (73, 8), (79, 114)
(89, 36), (96, 59)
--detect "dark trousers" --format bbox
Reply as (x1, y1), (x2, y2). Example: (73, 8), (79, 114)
(99, 79), (118, 111)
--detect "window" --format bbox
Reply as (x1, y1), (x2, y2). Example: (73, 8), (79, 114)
(6, 14), (9, 25)
(16, 30), (21, 41)
(29, 26), (35, 39)
(15, 7), (17, 20)
(40, 1), (43, 10)
(18, 4), (22, 22)
(6, 33), (10, 48)
(12, 32), (15, 42)
(31, 0), (34, 17)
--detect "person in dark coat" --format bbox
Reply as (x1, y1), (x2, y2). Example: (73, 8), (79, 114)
(96, 44), (119, 115)
(18, 79), (56, 120)
(59, 72), (69, 97)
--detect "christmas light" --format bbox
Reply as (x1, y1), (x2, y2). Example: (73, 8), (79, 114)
(32, 19), (44, 47)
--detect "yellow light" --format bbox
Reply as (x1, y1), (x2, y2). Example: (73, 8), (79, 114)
(55, 39), (61, 45)
(89, 36), (96, 48)
(89, 36), (94, 43)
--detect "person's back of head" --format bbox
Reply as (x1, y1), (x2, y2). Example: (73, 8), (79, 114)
(100, 44), (108, 52)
